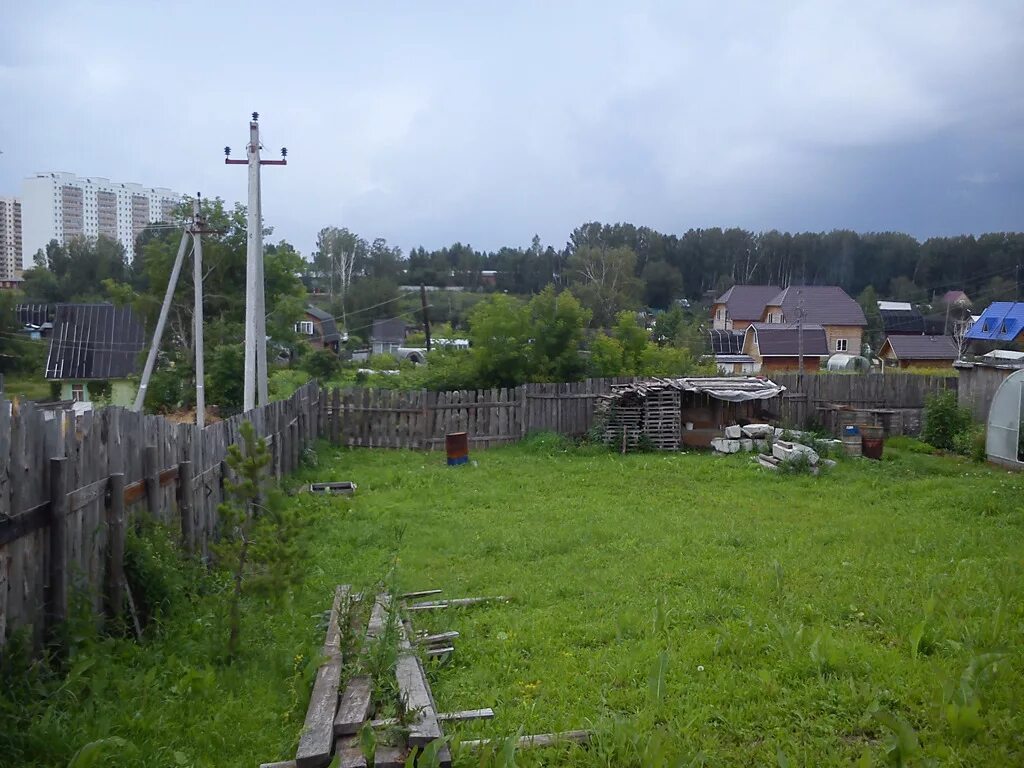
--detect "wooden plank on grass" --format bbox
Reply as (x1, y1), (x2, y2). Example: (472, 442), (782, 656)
(395, 622), (443, 747)
(405, 596), (509, 612)
(295, 585), (350, 768)
(334, 674), (373, 736)
(400, 588), (442, 599)
(334, 735), (367, 768)
(414, 631), (459, 645)
(373, 743), (407, 768)
(371, 708), (494, 728)
(425, 646), (454, 658)
(460, 730), (591, 750)
(259, 762), (297, 768)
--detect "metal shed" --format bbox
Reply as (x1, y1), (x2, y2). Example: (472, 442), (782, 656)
(596, 376), (786, 451)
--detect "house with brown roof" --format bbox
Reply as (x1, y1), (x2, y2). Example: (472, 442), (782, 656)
(759, 286), (867, 357)
(878, 335), (959, 370)
(941, 290), (972, 308)
(741, 323), (830, 372)
(710, 285), (781, 331)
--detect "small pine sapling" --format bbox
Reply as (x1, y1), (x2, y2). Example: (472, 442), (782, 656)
(216, 421), (307, 660)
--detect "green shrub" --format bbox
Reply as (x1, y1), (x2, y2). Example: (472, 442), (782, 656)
(952, 424), (987, 463)
(301, 349), (342, 380)
(922, 391), (972, 451)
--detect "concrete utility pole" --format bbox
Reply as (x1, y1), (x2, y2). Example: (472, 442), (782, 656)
(796, 290), (805, 385)
(225, 112), (287, 411)
(191, 195), (207, 429)
(133, 231), (191, 412)
(420, 284), (432, 352)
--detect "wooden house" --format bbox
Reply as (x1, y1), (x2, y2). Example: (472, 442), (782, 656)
(44, 304), (146, 404)
(742, 323), (829, 372)
(297, 305), (344, 354)
(878, 335), (958, 369)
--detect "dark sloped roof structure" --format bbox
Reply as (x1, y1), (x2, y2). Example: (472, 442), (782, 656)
(880, 306), (925, 335)
(880, 335), (958, 360)
(714, 285), (782, 322)
(45, 304), (146, 380)
(305, 305), (342, 343)
(372, 318), (410, 344)
(708, 329), (744, 355)
(16, 303), (55, 327)
(765, 286), (867, 326)
(746, 323), (829, 356)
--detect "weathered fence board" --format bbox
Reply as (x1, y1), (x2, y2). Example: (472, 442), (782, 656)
(0, 382), (322, 649)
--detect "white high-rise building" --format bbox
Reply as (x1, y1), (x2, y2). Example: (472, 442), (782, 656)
(0, 196), (23, 282)
(21, 172), (182, 266)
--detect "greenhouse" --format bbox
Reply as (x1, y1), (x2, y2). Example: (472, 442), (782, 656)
(986, 368), (1024, 468)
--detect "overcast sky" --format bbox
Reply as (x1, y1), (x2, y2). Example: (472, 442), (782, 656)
(2, 1), (1022, 257)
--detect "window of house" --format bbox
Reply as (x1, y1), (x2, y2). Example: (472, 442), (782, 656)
(295, 320), (314, 335)
(836, 338), (848, 352)
(71, 383), (85, 402)
(716, 308), (723, 321)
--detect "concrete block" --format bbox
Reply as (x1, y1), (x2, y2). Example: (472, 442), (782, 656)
(740, 438), (754, 452)
(741, 423), (773, 438)
(753, 439), (769, 451)
(724, 425), (743, 439)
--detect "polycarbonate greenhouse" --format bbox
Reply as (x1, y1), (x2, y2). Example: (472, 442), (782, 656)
(986, 368), (1024, 468)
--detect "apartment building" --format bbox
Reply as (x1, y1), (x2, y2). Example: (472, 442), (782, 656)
(0, 196), (23, 282)
(21, 172), (182, 265)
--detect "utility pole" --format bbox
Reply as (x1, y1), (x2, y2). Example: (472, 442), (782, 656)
(796, 291), (804, 386)
(224, 112), (287, 411)
(133, 231), (191, 412)
(191, 195), (207, 429)
(420, 284), (432, 352)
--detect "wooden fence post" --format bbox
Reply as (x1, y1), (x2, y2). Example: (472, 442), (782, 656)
(46, 456), (69, 639)
(177, 461), (194, 555)
(105, 472), (126, 622)
(143, 445), (159, 516)
(331, 387), (341, 446)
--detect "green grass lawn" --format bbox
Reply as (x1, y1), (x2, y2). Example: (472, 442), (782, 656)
(287, 437), (1024, 767)
(7, 438), (1022, 767)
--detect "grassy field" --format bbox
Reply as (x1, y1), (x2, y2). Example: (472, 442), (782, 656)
(285, 437), (1023, 767)
(5, 437), (1022, 767)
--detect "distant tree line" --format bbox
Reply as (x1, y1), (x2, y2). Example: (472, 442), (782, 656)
(307, 223), (1024, 333)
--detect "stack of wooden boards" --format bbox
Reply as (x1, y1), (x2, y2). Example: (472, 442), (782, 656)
(259, 587), (590, 768)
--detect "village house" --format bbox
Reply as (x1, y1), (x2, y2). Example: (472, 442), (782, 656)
(710, 285), (781, 331)
(741, 323), (830, 372)
(758, 286), (867, 356)
(371, 318), (412, 356)
(44, 304), (146, 405)
(296, 305), (344, 354)
(878, 335), (959, 370)
(965, 302), (1024, 349)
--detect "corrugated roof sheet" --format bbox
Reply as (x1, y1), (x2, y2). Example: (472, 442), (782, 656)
(747, 323), (829, 357)
(766, 286), (867, 326)
(881, 334), (958, 360)
(608, 376), (786, 402)
(714, 285), (781, 321)
(45, 304), (146, 380)
(965, 302), (1024, 341)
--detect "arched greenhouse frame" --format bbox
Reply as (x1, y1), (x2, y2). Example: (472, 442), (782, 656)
(986, 368), (1024, 468)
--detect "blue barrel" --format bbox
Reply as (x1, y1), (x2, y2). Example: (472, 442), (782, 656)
(844, 425), (860, 437)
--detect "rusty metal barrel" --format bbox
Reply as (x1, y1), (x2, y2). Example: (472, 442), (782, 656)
(445, 432), (469, 466)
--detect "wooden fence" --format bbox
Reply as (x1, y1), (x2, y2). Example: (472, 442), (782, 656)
(770, 372), (957, 433)
(0, 381), (323, 650)
(0, 372), (958, 648)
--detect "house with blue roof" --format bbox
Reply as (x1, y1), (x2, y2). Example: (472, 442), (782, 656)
(965, 302), (1024, 345)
